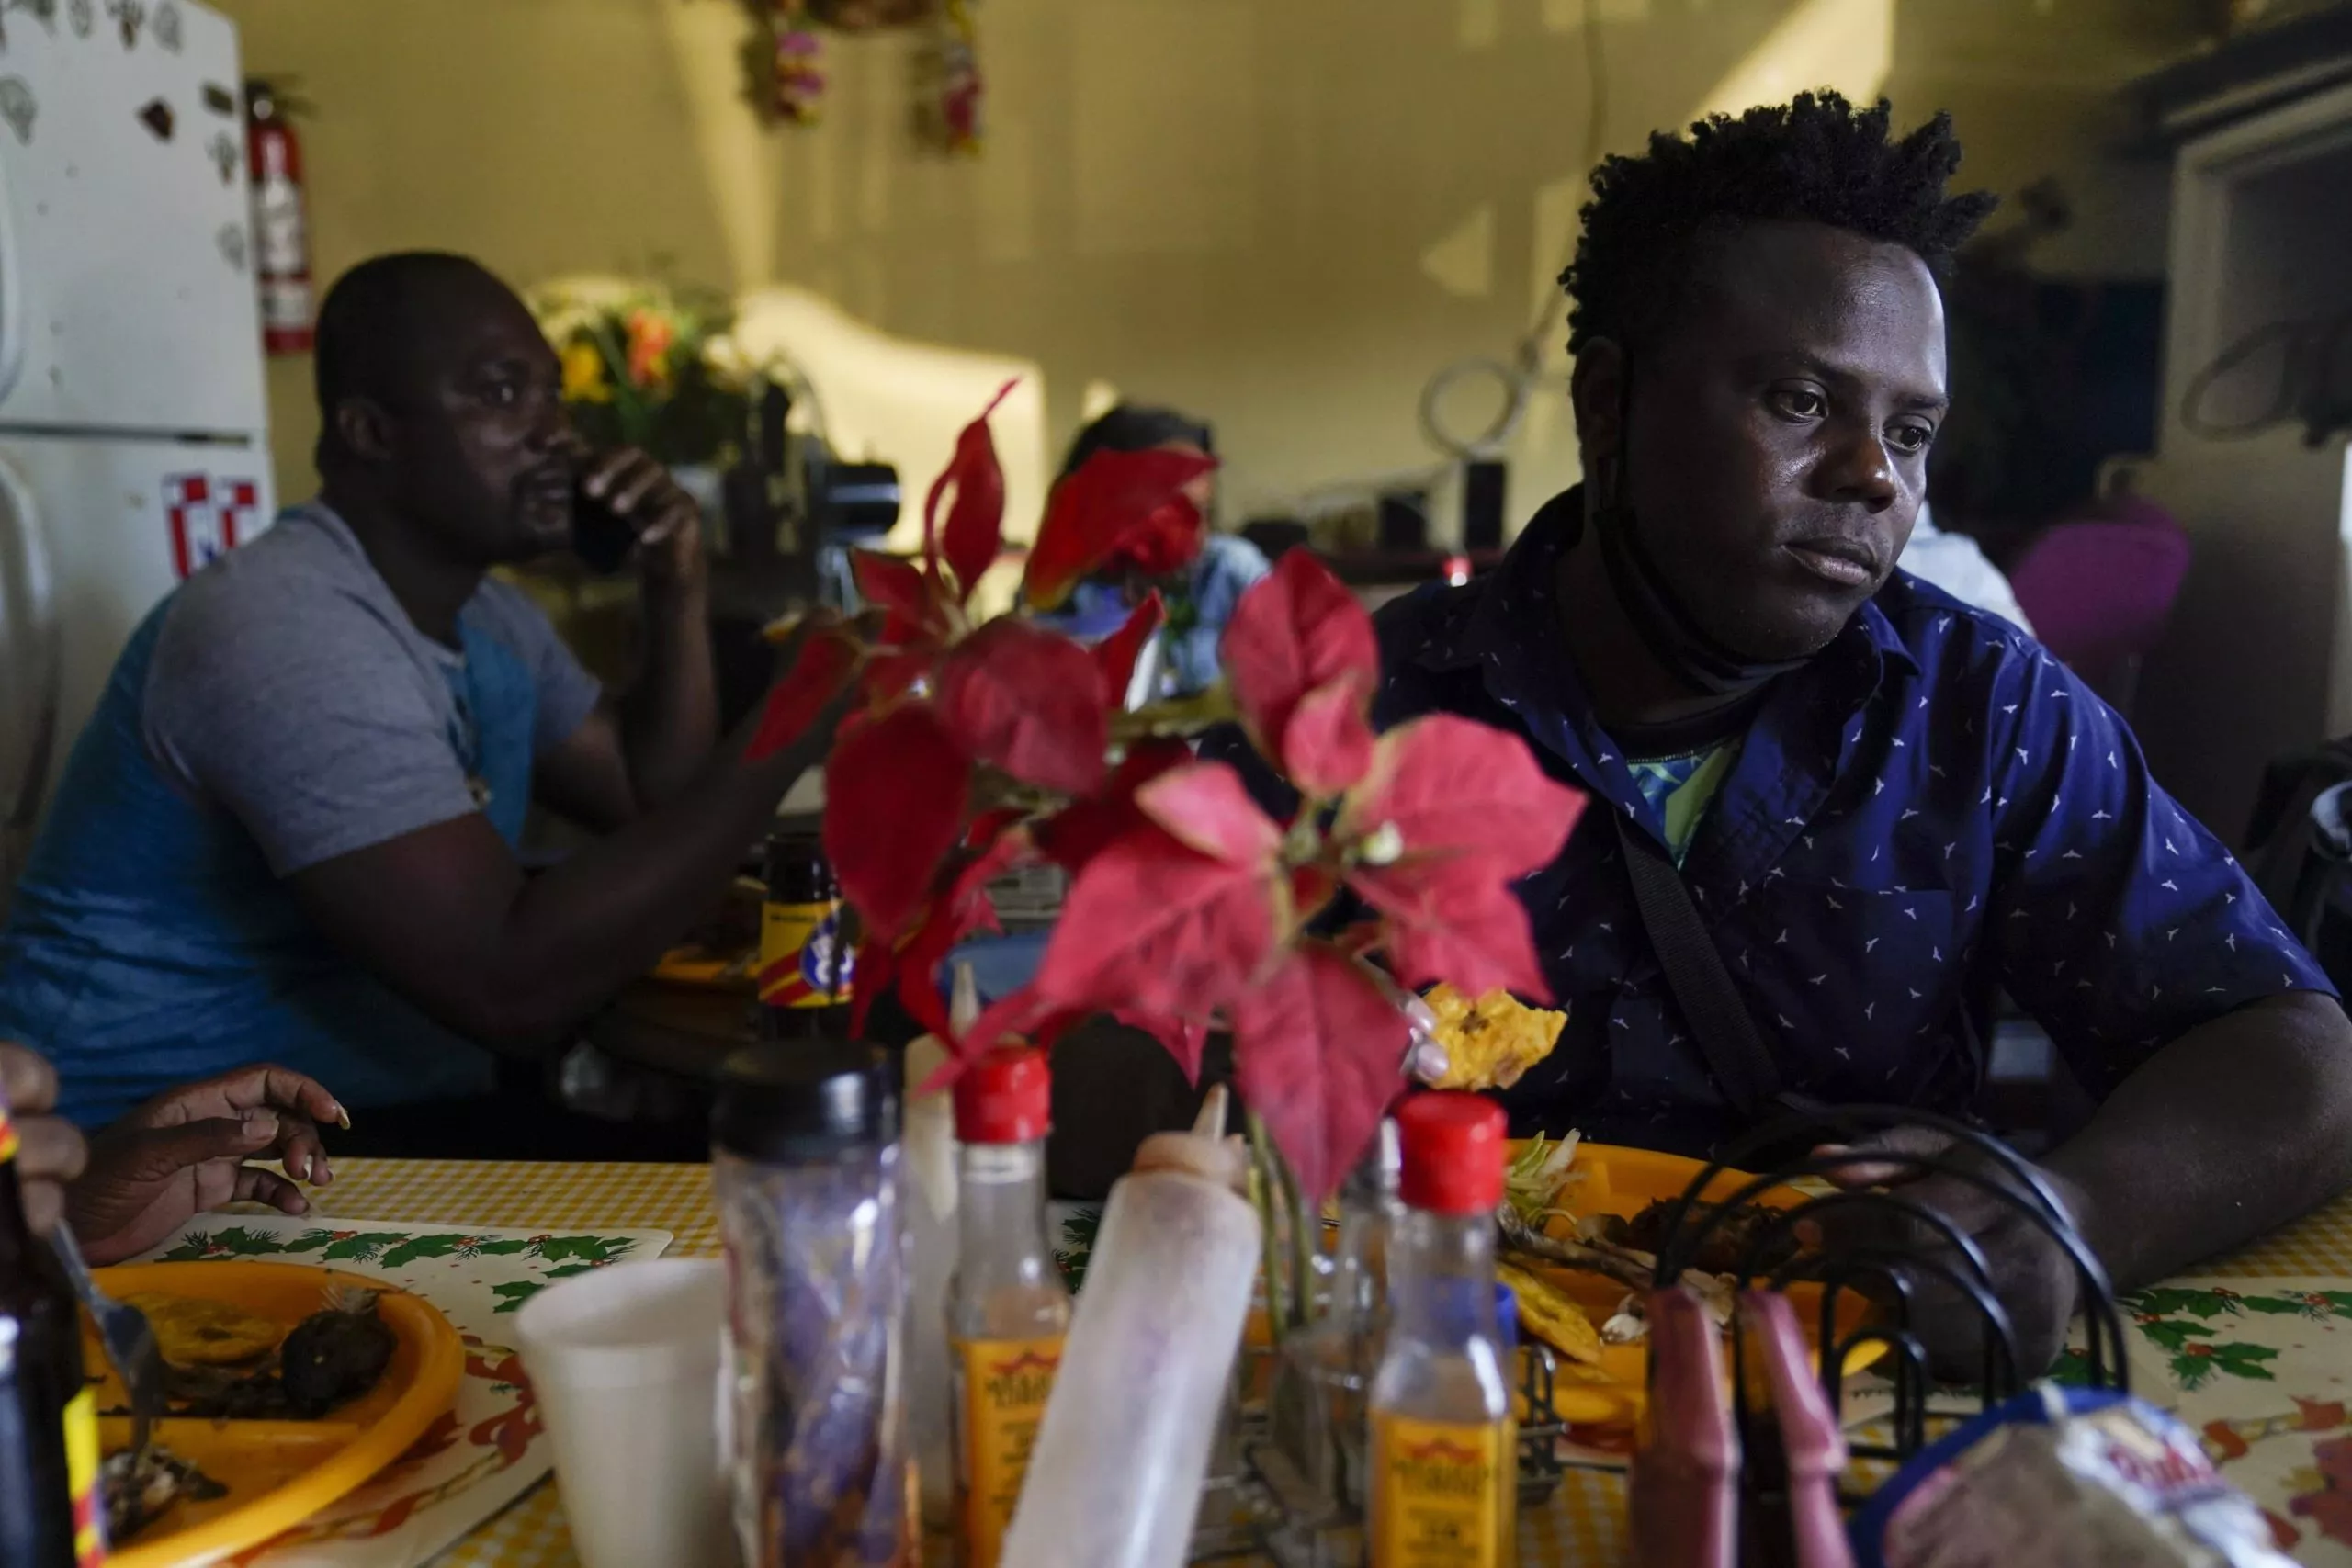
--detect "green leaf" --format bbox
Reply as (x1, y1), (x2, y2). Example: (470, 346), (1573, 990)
(2212, 1344), (2281, 1381)
(2171, 1352), (2219, 1393)
(474, 1239), (532, 1257)
(2139, 1320), (2202, 1352)
(2240, 1296), (2310, 1316)
(2129, 1288), (2240, 1321)
(2047, 1348), (2094, 1388)
(536, 1236), (637, 1264)
(380, 1235), (469, 1267)
(2322, 1292), (2352, 1315)
(321, 1233), (407, 1263)
(543, 1263), (605, 1280)
(491, 1282), (544, 1314)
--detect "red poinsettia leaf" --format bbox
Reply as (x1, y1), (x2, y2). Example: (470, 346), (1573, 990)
(823, 704), (972, 941)
(852, 550), (939, 635)
(948, 985), (1057, 1067)
(1023, 447), (1220, 611)
(1135, 762), (1282, 868)
(1092, 591), (1167, 704)
(929, 379), (1018, 604)
(747, 626), (861, 761)
(1288, 863), (1339, 931)
(1349, 853), (1553, 1001)
(1231, 942), (1412, 1200)
(1102, 501), (1204, 581)
(934, 619), (1109, 796)
(1033, 824), (1280, 1021)
(1338, 713), (1588, 878)
(859, 649), (934, 705)
(849, 933), (895, 1040)
(1281, 675), (1378, 799)
(1033, 738), (1195, 870)
(1222, 550), (1379, 791)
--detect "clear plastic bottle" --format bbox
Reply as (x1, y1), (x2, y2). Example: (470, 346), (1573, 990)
(946, 1045), (1070, 1568)
(999, 1087), (1261, 1568)
(1368, 1093), (1513, 1568)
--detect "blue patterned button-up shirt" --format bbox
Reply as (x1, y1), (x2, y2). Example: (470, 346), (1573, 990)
(1226, 493), (2335, 1156)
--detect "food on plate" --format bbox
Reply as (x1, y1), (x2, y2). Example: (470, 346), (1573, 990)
(1497, 1260), (1603, 1366)
(1620, 1197), (1799, 1275)
(102, 1443), (228, 1543)
(278, 1286), (398, 1419)
(125, 1292), (284, 1368)
(160, 1285), (397, 1420)
(1419, 984), (1566, 1090)
(1503, 1130), (1582, 1227)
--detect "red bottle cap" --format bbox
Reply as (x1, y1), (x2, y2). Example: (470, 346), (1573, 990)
(1395, 1092), (1507, 1214)
(954, 1045), (1052, 1144)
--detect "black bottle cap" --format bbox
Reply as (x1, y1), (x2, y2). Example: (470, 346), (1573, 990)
(712, 1042), (899, 1162)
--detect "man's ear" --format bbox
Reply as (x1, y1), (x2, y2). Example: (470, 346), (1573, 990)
(1568, 337), (1627, 464)
(332, 396), (397, 465)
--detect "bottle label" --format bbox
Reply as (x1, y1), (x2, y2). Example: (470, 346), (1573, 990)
(1370, 1414), (1509, 1568)
(65, 1386), (104, 1565)
(953, 1334), (1063, 1568)
(758, 899), (853, 1008)
(0, 1103), (17, 1163)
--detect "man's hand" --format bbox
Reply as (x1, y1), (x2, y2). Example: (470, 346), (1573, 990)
(2, 1043), (86, 1239)
(1814, 1125), (2092, 1381)
(70, 1066), (346, 1266)
(581, 447), (705, 596)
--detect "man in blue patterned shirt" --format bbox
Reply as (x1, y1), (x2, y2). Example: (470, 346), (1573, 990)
(1295, 95), (2352, 1371)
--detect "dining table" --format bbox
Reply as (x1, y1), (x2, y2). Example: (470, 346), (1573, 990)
(297, 1156), (2352, 1567)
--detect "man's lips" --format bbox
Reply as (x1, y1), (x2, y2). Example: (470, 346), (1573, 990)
(1781, 535), (1882, 590)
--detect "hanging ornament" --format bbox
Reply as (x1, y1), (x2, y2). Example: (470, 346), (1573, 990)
(927, 0), (981, 155)
(773, 0), (824, 124)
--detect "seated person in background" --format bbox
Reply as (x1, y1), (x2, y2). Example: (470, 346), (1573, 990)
(1043, 404), (1270, 697)
(1897, 502), (2032, 634)
(0, 253), (835, 1151)
(6, 1042), (342, 1264)
(1205, 93), (2352, 1372)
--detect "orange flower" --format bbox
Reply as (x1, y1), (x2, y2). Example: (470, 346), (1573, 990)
(625, 307), (677, 391)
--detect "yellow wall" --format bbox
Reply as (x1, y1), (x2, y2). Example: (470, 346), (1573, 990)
(224, 0), (2207, 533)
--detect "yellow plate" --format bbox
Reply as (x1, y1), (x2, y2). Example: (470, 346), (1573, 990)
(1511, 1141), (1884, 1427)
(85, 1261), (464, 1567)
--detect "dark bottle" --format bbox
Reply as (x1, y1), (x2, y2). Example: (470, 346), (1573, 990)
(755, 820), (856, 1043)
(0, 1102), (105, 1567)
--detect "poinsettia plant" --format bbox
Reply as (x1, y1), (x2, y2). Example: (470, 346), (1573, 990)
(749, 385), (1587, 1196)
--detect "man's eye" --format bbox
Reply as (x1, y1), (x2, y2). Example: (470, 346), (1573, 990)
(1768, 387), (1826, 421)
(1888, 422), (1936, 455)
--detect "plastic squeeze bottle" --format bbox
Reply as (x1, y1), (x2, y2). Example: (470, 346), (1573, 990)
(1368, 1092), (1515, 1568)
(899, 968), (972, 1529)
(947, 1044), (1071, 1568)
(997, 1086), (1261, 1568)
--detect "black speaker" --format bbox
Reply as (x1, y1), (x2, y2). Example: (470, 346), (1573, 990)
(1463, 459), (1507, 551)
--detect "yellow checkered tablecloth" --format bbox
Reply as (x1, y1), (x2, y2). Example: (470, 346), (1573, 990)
(308, 1159), (2352, 1567)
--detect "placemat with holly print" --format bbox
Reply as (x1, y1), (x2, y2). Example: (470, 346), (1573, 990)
(128, 1210), (672, 1566)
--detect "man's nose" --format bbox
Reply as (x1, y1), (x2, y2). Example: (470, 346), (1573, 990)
(1815, 421), (1898, 513)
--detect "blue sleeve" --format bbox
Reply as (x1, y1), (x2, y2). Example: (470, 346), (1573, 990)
(1985, 649), (2338, 1094)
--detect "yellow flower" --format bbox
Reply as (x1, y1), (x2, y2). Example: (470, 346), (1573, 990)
(561, 341), (612, 404)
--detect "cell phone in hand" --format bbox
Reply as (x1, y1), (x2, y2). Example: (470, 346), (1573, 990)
(571, 477), (639, 575)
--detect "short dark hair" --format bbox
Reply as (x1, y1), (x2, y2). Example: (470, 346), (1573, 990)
(312, 252), (498, 462)
(1057, 404), (1213, 485)
(1560, 90), (1997, 356)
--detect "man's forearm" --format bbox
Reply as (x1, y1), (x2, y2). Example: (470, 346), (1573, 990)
(619, 582), (720, 809)
(2045, 991), (2352, 1290)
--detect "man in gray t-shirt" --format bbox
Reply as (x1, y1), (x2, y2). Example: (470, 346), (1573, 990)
(0, 254), (834, 1139)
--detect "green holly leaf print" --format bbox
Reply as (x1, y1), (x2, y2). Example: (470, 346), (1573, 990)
(535, 1235), (637, 1265)
(2128, 1288), (2243, 1321)
(544, 1262), (608, 1280)
(2241, 1296), (2311, 1315)
(276, 1230), (336, 1255)
(2171, 1341), (2278, 1392)
(2139, 1319), (2203, 1352)
(491, 1281), (544, 1314)
(320, 1232), (408, 1263)
(473, 1239), (532, 1257)
(1054, 1205), (1102, 1295)
(2048, 1347), (2094, 1387)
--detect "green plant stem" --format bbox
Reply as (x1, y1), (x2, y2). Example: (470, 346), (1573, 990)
(1246, 1111), (1290, 1348)
(1276, 1142), (1317, 1335)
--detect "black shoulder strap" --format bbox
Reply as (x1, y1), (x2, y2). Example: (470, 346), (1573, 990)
(1612, 807), (1787, 1120)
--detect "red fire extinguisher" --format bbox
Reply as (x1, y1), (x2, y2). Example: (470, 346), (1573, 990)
(244, 77), (313, 355)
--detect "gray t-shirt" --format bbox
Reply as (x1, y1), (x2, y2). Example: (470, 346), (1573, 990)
(142, 503), (603, 874)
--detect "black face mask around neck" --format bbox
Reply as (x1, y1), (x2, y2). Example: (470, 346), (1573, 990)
(1587, 484), (1808, 700)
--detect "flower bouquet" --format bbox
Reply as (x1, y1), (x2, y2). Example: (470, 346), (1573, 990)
(526, 280), (766, 469)
(750, 382), (1588, 1211)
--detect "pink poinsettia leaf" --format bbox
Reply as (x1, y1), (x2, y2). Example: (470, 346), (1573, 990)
(1281, 675), (1378, 800)
(823, 705), (972, 941)
(1232, 942), (1413, 1200)
(1023, 448), (1219, 611)
(1033, 824), (1280, 1022)
(931, 379), (1018, 604)
(1135, 761), (1283, 868)
(851, 550), (939, 636)
(860, 648), (934, 705)
(1223, 551), (1379, 787)
(1092, 591), (1167, 702)
(747, 626), (861, 762)
(945, 986), (1063, 1070)
(1033, 738), (1195, 871)
(1338, 713), (1588, 878)
(1349, 854), (1553, 1001)
(934, 619), (1109, 797)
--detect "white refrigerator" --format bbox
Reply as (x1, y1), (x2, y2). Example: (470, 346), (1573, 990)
(0, 0), (274, 887)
